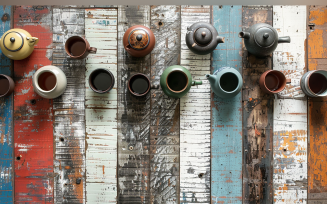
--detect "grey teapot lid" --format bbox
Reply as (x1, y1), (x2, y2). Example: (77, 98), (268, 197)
(254, 27), (275, 48)
(194, 27), (212, 46)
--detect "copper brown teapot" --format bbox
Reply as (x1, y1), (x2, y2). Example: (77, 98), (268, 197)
(123, 25), (155, 57)
(239, 23), (291, 57)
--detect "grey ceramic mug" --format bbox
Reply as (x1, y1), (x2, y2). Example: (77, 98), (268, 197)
(301, 70), (327, 97)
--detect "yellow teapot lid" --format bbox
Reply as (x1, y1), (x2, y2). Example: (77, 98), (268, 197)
(2, 31), (24, 52)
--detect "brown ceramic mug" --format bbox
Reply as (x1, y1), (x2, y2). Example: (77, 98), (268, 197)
(259, 70), (291, 94)
(128, 73), (158, 96)
(0, 74), (15, 97)
(65, 36), (97, 59)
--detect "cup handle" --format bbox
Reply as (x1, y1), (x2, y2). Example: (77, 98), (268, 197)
(151, 84), (159, 89)
(286, 78), (291, 84)
(192, 81), (202, 86)
(88, 47), (97, 54)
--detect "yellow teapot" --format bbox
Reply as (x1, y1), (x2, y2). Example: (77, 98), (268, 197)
(0, 28), (39, 60)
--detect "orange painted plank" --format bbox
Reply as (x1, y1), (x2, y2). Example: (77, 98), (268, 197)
(13, 6), (54, 203)
(308, 5), (327, 203)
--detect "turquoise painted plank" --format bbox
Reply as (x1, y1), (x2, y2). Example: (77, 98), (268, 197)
(0, 5), (13, 204)
(211, 5), (242, 204)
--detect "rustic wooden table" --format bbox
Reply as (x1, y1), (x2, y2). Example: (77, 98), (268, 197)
(0, 5), (326, 204)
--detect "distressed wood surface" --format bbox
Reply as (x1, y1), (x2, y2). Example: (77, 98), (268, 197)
(211, 5), (242, 204)
(273, 5), (308, 204)
(117, 5), (151, 203)
(85, 8), (118, 203)
(180, 5), (211, 203)
(52, 8), (86, 204)
(308, 5), (327, 204)
(0, 5), (13, 203)
(149, 5), (180, 204)
(241, 6), (274, 204)
(13, 5), (54, 203)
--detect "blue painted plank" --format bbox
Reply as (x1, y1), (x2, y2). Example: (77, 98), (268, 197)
(0, 5), (13, 204)
(211, 5), (242, 204)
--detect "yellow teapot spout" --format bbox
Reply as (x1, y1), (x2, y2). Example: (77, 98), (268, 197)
(27, 37), (39, 46)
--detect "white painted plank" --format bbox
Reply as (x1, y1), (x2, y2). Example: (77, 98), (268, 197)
(85, 8), (118, 204)
(180, 5), (211, 203)
(273, 5), (307, 204)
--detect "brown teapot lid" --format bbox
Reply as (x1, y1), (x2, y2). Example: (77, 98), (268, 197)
(254, 27), (275, 48)
(194, 27), (212, 46)
(128, 28), (150, 50)
(3, 31), (24, 52)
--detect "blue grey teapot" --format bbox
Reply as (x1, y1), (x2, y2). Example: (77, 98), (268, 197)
(206, 67), (242, 99)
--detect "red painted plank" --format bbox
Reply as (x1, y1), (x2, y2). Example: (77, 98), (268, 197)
(13, 6), (53, 203)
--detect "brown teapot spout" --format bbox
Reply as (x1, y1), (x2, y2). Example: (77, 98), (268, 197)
(278, 36), (291, 43)
(217, 36), (225, 44)
(239, 31), (250, 39)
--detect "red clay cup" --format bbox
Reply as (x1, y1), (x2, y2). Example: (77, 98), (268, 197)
(259, 70), (291, 94)
(65, 36), (97, 59)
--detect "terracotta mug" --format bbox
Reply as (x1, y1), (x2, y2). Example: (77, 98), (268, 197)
(65, 36), (97, 59)
(89, 68), (115, 94)
(0, 74), (15, 97)
(300, 70), (327, 97)
(128, 73), (158, 96)
(259, 70), (291, 94)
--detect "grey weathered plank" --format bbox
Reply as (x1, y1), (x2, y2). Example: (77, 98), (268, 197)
(52, 8), (86, 204)
(117, 5), (151, 204)
(242, 6), (274, 204)
(149, 5), (180, 204)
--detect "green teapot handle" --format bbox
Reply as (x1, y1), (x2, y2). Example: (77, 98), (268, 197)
(192, 81), (202, 86)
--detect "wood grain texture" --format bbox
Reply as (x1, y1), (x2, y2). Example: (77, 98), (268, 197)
(211, 5), (242, 204)
(149, 5), (180, 204)
(241, 6), (274, 204)
(85, 8), (118, 203)
(308, 5), (327, 204)
(273, 5), (308, 204)
(52, 8), (86, 204)
(0, 5), (13, 203)
(117, 5), (151, 204)
(13, 5), (54, 203)
(180, 5), (211, 203)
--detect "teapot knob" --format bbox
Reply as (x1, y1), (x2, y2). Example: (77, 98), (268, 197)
(10, 37), (15, 42)
(201, 32), (206, 37)
(136, 34), (142, 41)
(263, 33), (269, 39)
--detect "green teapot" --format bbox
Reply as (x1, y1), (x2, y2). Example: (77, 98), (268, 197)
(160, 65), (202, 98)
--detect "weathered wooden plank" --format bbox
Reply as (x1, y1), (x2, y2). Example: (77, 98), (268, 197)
(241, 6), (274, 204)
(0, 5), (13, 203)
(117, 5), (151, 203)
(308, 5), (327, 204)
(149, 5), (180, 204)
(180, 5), (211, 203)
(52, 8), (85, 204)
(211, 5), (242, 204)
(273, 5), (307, 203)
(85, 8), (118, 204)
(13, 5), (54, 203)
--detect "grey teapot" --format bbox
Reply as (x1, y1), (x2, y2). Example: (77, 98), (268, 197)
(239, 23), (290, 57)
(186, 22), (224, 55)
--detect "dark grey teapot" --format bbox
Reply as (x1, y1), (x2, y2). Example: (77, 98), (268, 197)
(186, 22), (224, 55)
(239, 23), (290, 57)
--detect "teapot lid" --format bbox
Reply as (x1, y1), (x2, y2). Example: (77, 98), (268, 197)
(128, 28), (150, 50)
(2, 31), (24, 52)
(194, 27), (212, 46)
(254, 27), (275, 47)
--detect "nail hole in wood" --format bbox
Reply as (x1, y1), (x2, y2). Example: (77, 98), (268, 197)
(16, 156), (21, 160)
(158, 21), (163, 26)
(31, 99), (36, 105)
(283, 148), (287, 152)
(198, 173), (204, 178)
(129, 146), (133, 150)
(219, 5), (222, 8)
(60, 137), (64, 142)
